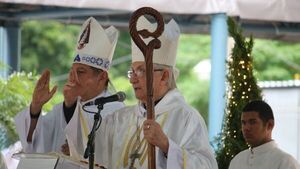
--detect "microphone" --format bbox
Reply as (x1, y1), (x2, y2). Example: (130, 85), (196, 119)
(84, 91), (126, 106)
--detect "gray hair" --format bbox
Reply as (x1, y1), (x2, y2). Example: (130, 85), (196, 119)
(153, 63), (177, 89)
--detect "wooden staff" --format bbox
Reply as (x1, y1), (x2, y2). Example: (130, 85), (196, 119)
(129, 7), (164, 169)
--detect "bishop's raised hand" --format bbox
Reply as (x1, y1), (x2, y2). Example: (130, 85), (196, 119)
(30, 69), (57, 115)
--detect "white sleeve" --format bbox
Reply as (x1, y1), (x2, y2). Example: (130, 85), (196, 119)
(0, 153), (8, 169)
(14, 103), (65, 153)
(167, 139), (184, 168)
(14, 107), (35, 152)
(157, 123), (218, 169)
(228, 156), (238, 169)
(278, 155), (300, 169)
(164, 110), (218, 169)
(156, 138), (183, 169)
(181, 116), (218, 169)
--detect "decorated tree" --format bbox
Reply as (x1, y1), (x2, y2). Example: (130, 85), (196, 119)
(215, 17), (262, 169)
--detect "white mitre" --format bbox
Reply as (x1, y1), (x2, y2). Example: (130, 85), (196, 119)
(131, 16), (180, 78)
(73, 17), (119, 71)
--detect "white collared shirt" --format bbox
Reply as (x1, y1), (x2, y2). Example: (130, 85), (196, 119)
(229, 141), (300, 169)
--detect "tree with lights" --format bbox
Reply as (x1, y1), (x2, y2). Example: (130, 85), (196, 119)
(215, 17), (263, 169)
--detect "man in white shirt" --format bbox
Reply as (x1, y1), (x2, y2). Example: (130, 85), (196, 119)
(94, 16), (218, 169)
(14, 17), (124, 160)
(229, 100), (300, 169)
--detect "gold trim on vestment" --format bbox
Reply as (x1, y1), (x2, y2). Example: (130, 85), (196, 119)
(120, 111), (169, 168)
(79, 107), (89, 148)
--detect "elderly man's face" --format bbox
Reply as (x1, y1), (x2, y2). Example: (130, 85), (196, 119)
(69, 63), (104, 101)
(129, 61), (164, 103)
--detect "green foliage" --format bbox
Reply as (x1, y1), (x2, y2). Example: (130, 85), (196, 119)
(252, 39), (300, 80)
(21, 20), (80, 79)
(177, 34), (211, 75)
(0, 62), (4, 68)
(0, 72), (35, 149)
(109, 76), (137, 106)
(21, 20), (300, 84)
(215, 17), (262, 169)
(0, 72), (62, 150)
(177, 73), (210, 122)
(176, 34), (211, 121)
(110, 30), (132, 77)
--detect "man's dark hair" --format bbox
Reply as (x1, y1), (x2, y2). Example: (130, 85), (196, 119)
(242, 100), (274, 124)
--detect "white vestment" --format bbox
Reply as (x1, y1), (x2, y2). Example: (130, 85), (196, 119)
(229, 141), (300, 169)
(14, 90), (124, 159)
(95, 89), (218, 169)
(0, 153), (8, 169)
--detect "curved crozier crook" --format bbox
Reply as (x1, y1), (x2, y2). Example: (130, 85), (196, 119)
(129, 7), (164, 169)
(129, 7), (165, 57)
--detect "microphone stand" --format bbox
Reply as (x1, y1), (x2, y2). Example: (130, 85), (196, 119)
(84, 103), (103, 169)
